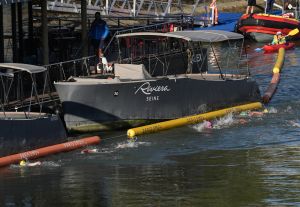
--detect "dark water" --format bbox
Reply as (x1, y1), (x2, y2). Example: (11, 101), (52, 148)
(2, 42), (300, 206)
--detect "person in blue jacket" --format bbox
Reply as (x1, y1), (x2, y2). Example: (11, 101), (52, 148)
(89, 12), (109, 58)
(266, 0), (275, 13)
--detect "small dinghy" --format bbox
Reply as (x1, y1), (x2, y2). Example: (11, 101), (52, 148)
(263, 42), (295, 53)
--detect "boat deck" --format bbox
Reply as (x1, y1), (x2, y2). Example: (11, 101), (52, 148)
(58, 73), (249, 85)
(0, 111), (49, 119)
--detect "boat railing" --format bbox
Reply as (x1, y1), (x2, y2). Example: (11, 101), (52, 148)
(0, 56), (94, 115)
(104, 19), (183, 58)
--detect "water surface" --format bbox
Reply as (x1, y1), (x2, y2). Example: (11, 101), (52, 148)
(2, 42), (300, 206)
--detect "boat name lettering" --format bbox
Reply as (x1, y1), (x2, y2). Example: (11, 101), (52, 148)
(63, 140), (85, 148)
(146, 96), (160, 102)
(135, 82), (171, 95)
(192, 54), (202, 63)
(20, 150), (39, 159)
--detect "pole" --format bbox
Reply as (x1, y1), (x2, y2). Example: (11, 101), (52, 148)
(11, 3), (18, 63)
(81, 0), (88, 57)
(106, 0), (109, 15)
(0, 5), (4, 62)
(28, 1), (33, 49)
(41, 0), (49, 64)
(17, 2), (23, 63)
(133, 0), (136, 16)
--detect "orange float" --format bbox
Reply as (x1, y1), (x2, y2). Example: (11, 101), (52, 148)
(0, 136), (101, 168)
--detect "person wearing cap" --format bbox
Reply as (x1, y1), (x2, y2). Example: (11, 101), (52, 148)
(19, 160), (41, 167)
(271, 31), (286, 45)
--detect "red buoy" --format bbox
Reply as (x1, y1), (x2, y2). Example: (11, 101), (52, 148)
(0, 136), (101, 168)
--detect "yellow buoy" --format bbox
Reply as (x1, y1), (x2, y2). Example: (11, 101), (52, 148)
(127, 102), (263, 138)
(273, 47), (285, 74)
(273, 67), (280, 74)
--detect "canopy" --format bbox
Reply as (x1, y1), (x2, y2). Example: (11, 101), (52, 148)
(0, 0), (30, 5)
(0, 63), (47, 74)
(116, 30), (244, 42)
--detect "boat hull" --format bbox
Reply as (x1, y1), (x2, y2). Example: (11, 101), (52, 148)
(249, 32), (274, 43)
(0, 114), (67, 156)
(236, 13), (300, 42)
(55, 77), (261, 133)
(263, 42), (295, 53)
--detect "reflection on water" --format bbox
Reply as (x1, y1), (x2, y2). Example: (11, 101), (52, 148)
(2, 42), (300, 206)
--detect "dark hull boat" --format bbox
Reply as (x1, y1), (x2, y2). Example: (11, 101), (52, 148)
(0, 113), (67, 157)
(0, 63), (67, 156)
(236, 13), (300, 42)
(55, 75), (260, 132)
(55, 30), (261, 133)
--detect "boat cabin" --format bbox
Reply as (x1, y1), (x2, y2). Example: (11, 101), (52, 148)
(115, 30), (248, 79)
(0, 63), (57, 116)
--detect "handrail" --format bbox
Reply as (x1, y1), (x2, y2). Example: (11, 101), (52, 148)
(104, 19), (182, 54)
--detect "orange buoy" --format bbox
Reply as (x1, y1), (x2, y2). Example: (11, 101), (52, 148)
(0, 136), (101, 168)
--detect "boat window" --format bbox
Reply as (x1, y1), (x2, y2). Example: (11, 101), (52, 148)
(205, 39), (248, 76)
(118, 36), (207, 76)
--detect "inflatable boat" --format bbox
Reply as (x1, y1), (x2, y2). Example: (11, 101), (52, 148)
(236, 13), (300, 42)
(263, 42), (295, 53)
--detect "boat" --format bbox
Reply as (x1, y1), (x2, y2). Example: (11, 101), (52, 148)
(54, 30), (261, 133)
(0, 63), (67, 156)
(236, 13), (300, 42)
(263, 42), (295, 53)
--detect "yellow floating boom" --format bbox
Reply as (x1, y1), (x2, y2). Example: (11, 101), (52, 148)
(127, 102), (263, 138)
(272, 47), (285, 74)
(263, 47), (285, 103)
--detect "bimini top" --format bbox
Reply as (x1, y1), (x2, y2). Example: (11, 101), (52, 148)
(0, 63), (47, 74)
(116, 30), (244, 42)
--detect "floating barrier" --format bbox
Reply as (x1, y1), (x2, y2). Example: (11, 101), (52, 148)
(127, 102), (262, 138)
(263, 47), (285, 103)
(0, 136), (100, 168)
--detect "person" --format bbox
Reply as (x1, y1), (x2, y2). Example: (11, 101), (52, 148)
(246, 0), (256, 14)
(81, 149), (99, 154)
(266, 0), (275, 13)
(19, 160), (41, 167)
(271, 31), (286, 45)
(203, 120), (213, 129)
(89, 12), (109, 68)
(239, 109), (268, 117)
(210, 0), (218, 25)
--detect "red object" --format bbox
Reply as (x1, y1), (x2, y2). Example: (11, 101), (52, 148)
(263, 42), (295, 53)
(81, 149), (98, 154)
(237, 13), (300, 38)
(263, 73), (280, 103)
(0, 136), (101, 168)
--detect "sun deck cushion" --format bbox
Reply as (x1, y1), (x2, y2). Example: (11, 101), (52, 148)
(114, 64), (152, 80)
